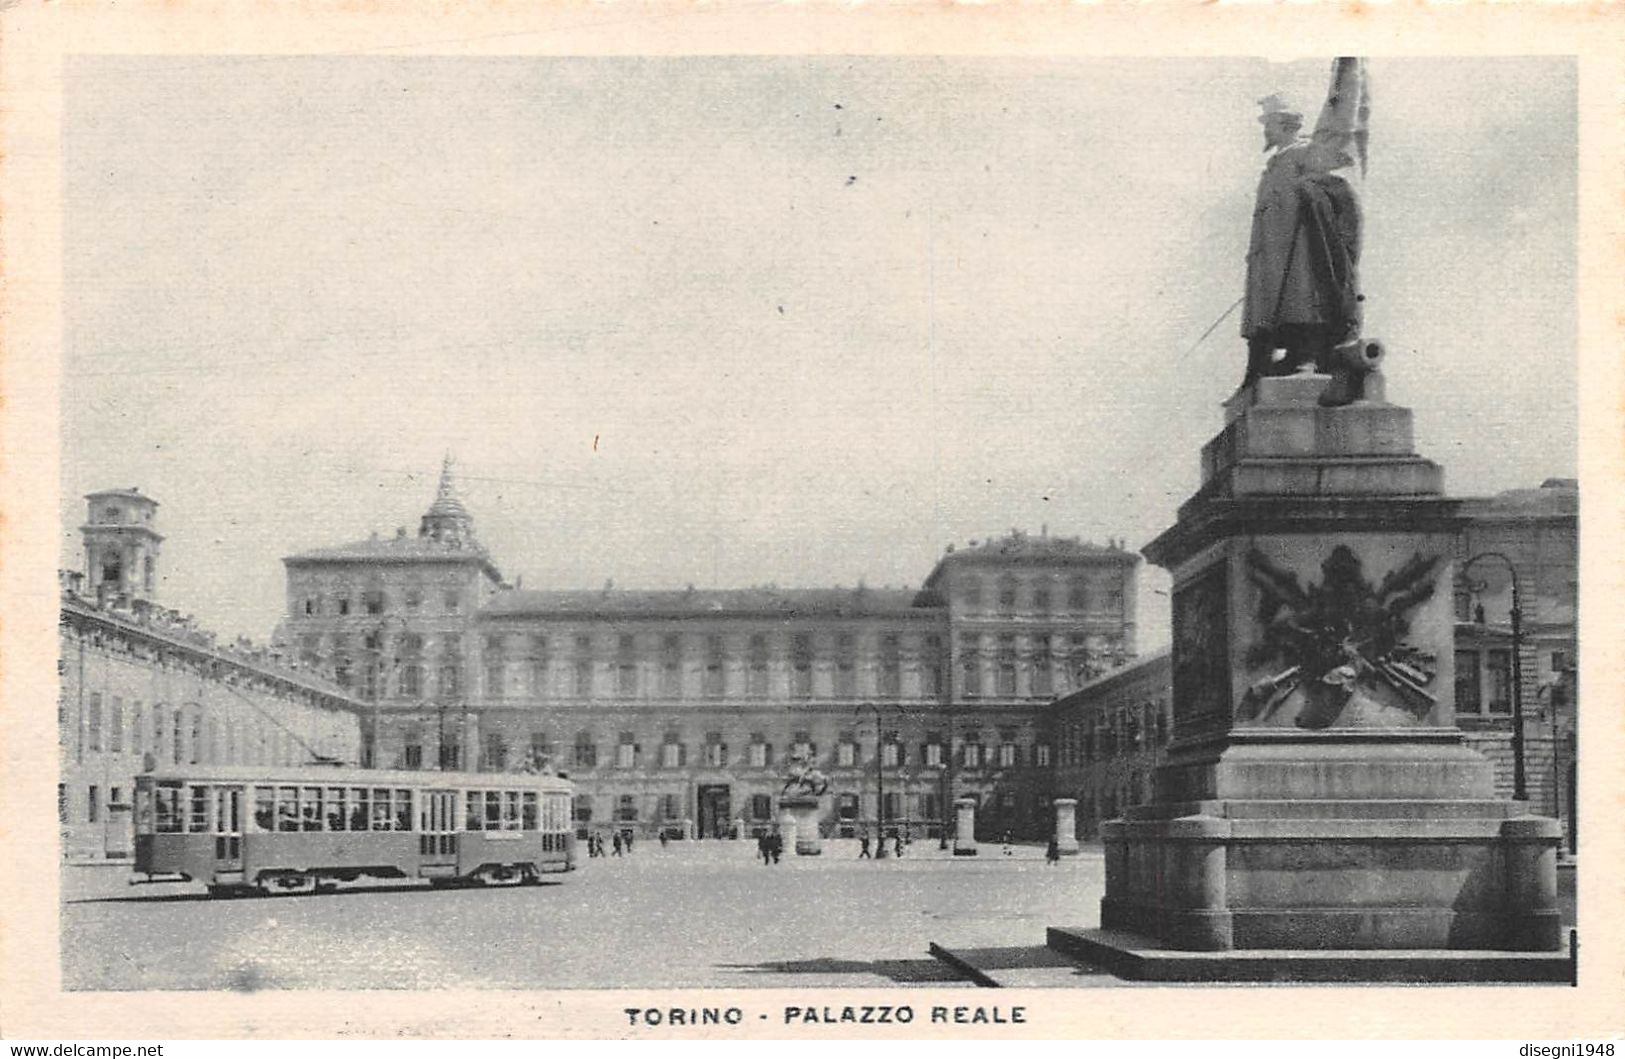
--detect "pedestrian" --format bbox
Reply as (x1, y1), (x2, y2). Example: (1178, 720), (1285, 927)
(1002, 830), (1013, 857)
(625, 830), (635, 853)
(612, 831), (624, 857)
(858, 830), (871, 859)
(893, 830), (903, 859)
(1046, 836), (1061, 865)
(770, 830), (783, 865)
(659, 830), (670, 849)
(757, 832), (770, 864)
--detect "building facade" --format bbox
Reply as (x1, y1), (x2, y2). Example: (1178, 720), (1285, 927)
(60, 489), (363, 860)
(279, 462), (1141, 841)
(1046, 650), (1172, 840)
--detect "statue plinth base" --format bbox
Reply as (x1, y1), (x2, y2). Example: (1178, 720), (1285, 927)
(778, 797), (824, 856)
(1080, 375), (1561, 965)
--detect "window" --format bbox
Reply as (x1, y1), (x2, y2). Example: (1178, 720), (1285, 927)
(959, 634), (981, 697)
(883, 792), (902, 821)
(483, 733), (507, 771)
(835, 634), (857, 698)
(574, 636), (594, 698)
(704, 732), (727, 767)
(1486, 649), (1513, 715)
(961, 738), (983, 769)
(879, 634), (901, 697)
(922, 791), (941, 823)
(404, 586), (423, 611)
(131, 703), (145, 755)
(660, 733), (685, 768)
(617, 634), (639, 697)
(747, 634), (769, 697)
(156, 785), (184, 833)
(791, 731), (814, 761)
(88, 693), (102, 752)
(617, 794), (638, 822)
(58, 784), (67, 825)
(751, 794), (773, 820)
(998, 742), (1018, 768)
(660, 634), (682, 698)
(997, 575), (1018, 613)
(363, 589), (385, 615)
(574, 731), (597, 768)
(1033, 582), (1052, 614)
(337, 597), (351, 616)
(1035, 743), (1053, 767)
(573, 795), (593, 823)
(791, 633), (813, 698)
(837, 735), (857, 767)
(921, 634), (943, 698)
(529, 634), (551, 698)
(486, 661), (506, 700)
(837, 793), (860, 820)
(923, 734), (944, 768)
(748, 735), (770, 768)
(87, 784), (100, 824)
(529, 731), (553, 770)
(616, 732), (637, 769)
(881, 735), (901, 768)
(996, 634), (1017, 696)
(443, 589), (461, 614)
(437, 664), (461, 698)
(1455, 650), (1482, 713)
(1032, 634), (1054, 698)
(704, 635), (726, 697)
(109, 697), (124, 753)
(659, 793), (681, 821)
(172, 708), (185, 765)
(1067, 633), (1093, 688)
(439, 738), (462, 770)
(401, 664), (423, 698)
(1068, 577), (1088, 611)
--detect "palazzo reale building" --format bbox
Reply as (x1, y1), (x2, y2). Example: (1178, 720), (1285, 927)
(280, 461), (1140, 841)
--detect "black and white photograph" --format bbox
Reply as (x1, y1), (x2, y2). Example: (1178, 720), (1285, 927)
(4, 2), (1622, 1045)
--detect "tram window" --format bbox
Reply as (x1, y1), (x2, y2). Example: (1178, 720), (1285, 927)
(522, 792), (538, 831)
(502, 791), (521, 831)
(372, 788), (394, 831)
(484, 791), (502, 830)
(350, 788), (370, 831)
(395, 789), (412, 832)
(326, 787), (346, 831)
(187, 786), (209, 833)
(154, 784), (183, 834)
(302, 787), (323, 831)
(254, 787), (275, 832)
(277, 787), (299, 833)
(134, 786), (153, 831)
(465, 792), (483, 831)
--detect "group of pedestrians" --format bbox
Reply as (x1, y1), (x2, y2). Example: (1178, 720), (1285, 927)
(756, 830), (784, 864)
(855, 829), (906, 859)
(585, 829), (636, 858)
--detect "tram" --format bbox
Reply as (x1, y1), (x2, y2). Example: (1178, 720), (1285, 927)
(132, 764), (575, 896)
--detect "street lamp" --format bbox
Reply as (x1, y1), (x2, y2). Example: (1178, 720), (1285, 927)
(855, 701), (905, 859)
(1463, 551), (1527, 801)
(932, 760), (950, 850)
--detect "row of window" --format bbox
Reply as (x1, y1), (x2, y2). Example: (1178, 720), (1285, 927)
(297, 587), (463, 618)
(574, 790), (955, 824)
(141, 783), (571, 835)
(65, 693), (310, 769)
(957, 573), (1124, 614)
(1055, 703), (1169, 766)
(393, 729), (1051, 772)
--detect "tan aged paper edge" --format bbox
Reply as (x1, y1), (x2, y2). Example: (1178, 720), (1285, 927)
(2, 0), (1621, 1041)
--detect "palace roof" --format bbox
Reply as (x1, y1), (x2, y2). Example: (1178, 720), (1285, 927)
(481, 585), (938, 621)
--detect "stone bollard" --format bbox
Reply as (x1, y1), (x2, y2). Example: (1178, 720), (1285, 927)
(1053, 797), (1080, 855)
(953, 797), (978, 856)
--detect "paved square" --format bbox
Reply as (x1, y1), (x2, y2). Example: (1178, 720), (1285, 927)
(62, 841), (1116, 990)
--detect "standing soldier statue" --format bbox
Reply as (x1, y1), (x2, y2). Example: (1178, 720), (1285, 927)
(1241, 58), (1372, 397)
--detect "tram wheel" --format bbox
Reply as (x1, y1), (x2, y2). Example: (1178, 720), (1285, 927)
(473, 864), (523, 887)
(257, 872), (316, 897)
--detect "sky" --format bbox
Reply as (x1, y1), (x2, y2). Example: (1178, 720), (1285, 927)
(59, 56), (1577, 650)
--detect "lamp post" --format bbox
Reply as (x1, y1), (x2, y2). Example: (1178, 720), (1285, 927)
(932, 760), (950, 850)
(855, 701), (904, 860)
(1463, 551), (1527, 801)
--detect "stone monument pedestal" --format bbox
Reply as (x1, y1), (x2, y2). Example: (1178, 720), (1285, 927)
(1056, 374), (1564, 980)
(953, 797), (979, 856)
(1053, 798), (1080, 856)
(778, 796), (823, 856)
